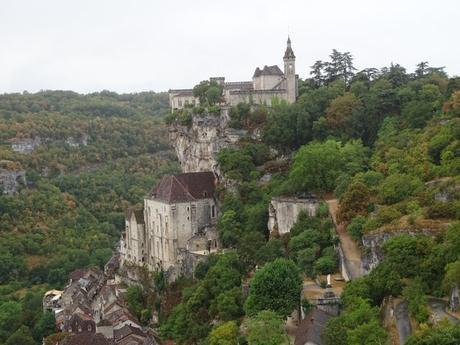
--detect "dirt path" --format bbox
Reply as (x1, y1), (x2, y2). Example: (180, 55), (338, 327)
(325, 199), (363, 279)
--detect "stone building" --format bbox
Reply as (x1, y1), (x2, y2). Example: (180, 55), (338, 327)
(169, 37), (298, 110)
(120, 172), (220, 281)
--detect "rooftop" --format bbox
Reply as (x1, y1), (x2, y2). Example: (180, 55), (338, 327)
(253, 65), (284, 78)
(294, 309), (332, 345)
(151, 171), (216, 203)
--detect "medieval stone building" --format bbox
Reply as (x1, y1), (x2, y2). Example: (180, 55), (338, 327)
(119, 172), (219, 281)
(169, 37), (298, 110)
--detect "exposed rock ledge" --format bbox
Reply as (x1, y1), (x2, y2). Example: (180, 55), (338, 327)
(268, 196), (319, 236)
(361, 226), (447, 274)
(0, 168), (26, 195)
(169, 108), (247, 178)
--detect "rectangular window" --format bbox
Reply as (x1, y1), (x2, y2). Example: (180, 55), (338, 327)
(211, 205), (216, 218)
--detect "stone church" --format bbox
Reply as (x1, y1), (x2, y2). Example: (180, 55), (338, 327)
(169, 37), (298, 110)
(119, 172), (219, 281)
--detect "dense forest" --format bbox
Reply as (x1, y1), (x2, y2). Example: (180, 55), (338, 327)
(0, 91), (179, 344)
(160, 52), (460, 345)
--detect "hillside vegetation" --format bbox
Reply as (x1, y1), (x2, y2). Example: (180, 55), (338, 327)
(0, 91), (179, 344)
(161, 54), (460, 344)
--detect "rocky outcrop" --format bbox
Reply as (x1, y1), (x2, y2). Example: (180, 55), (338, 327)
(268, 196), (319, 236)
(450, 285), (459, 312)
(65, 134), (89, 147)
(10, 137), (41, 153)
(361, 228), (446, 274)
(169, 108), (247, 178)
(0, 161), (26, 195)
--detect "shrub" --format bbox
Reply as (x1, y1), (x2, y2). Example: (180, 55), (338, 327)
(347, 216), (366, 241)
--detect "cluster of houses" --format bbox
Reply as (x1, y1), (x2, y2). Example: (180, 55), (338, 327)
(43, 262), (157, 345)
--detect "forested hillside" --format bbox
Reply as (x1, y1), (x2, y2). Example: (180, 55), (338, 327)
(160, 53), (460, 345)
(0, 91), (179, 344)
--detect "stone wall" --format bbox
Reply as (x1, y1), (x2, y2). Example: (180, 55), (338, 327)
(169, 108), (246, 178)
(268, 197), (319, 235)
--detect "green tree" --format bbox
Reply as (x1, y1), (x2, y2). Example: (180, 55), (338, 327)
(244, 310), (289, 345)
(218, 210), (243, 248)
(245, 259), (302, 318)
(207, 321), (239, 345)
(214, 288), (244, 321)
(402, 278), (429, 323)
(287, 140), (367, 194)
(338, 182), (371, 222)
(378, 173), (423, 204)
(405, 323), (460, 345)
(5, 326), (35, 345)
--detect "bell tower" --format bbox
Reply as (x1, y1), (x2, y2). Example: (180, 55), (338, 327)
(283, 36), (297, 103)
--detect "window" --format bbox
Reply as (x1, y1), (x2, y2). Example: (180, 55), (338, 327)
(211, 205), (216, 218)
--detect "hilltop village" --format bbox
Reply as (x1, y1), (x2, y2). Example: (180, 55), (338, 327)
(15, 37), (457, 345)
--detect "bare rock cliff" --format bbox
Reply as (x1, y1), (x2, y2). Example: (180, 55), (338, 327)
(169, 108), (246, 177)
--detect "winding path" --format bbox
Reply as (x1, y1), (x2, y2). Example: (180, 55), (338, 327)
(325, 199), (364, 280)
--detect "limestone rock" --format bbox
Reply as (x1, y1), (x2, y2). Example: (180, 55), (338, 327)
(0, 162), (26, 195)
(169, 108), (246, 178)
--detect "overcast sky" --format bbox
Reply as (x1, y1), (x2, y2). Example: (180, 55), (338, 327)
(0, 0), (459, 94)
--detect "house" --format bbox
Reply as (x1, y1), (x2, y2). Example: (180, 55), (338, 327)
(169, 37), (298, 110)
(64, 313), (96, 334)
(114, 325), (155, 345)
(58, 332), (110, 345)
(120, 171), (220, 281)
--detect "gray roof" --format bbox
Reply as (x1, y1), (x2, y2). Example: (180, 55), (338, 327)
(253, 65), (284, 78)
(169, 89), (194, 97)
(284, 36), (296, 59)
(224, 81), (253, 90)
(294, 309), (332, 345)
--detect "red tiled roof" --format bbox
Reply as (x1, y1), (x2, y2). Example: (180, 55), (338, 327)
(151, 172), (215, 203)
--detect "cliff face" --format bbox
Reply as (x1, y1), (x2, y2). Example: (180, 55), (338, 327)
(361, 228), (445, 274)
(268, 197), (319, 236)
(0, 169), (26, 195)
(169, 108), (246, 177)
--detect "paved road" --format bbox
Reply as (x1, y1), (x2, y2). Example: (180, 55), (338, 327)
(395, 301), (412, 345)
(326, 199), (363, 279)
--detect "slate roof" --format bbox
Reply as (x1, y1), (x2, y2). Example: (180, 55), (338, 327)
(224, 81), (253, 90)
(169, 89), (194, 97)
(114, 324), (147, 341)
(294, 309), (332, 345)
(284, 36), (296, 59)
(253, 65), (284, 78)
(60, 333), (110, 345)
(151, 172), (216, 203)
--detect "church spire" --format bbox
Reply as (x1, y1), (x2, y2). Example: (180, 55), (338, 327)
(284, 36), (295, 59)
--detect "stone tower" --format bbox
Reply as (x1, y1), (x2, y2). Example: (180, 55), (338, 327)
(283, 36), (297, 103)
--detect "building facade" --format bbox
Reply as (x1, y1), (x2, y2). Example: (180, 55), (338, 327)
(169, 37), (298, 110)
(119, 172), (219, 281)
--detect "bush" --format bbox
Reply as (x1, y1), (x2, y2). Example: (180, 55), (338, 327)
(347, 216), (366, 241)
(314, 255), (337, 275)
(378, 173), (423, 204)
(425, 201), (457, 219)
